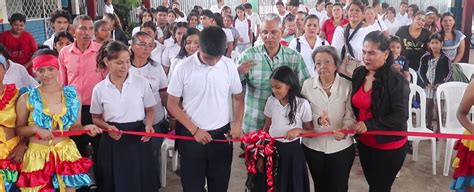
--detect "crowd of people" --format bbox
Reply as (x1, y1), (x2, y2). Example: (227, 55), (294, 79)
(0, 0), (472, 191)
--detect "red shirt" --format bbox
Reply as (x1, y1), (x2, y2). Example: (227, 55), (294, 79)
(0, 30), (37, 74)
(352, 85), (407, 150)
(321, 18), (349, 44)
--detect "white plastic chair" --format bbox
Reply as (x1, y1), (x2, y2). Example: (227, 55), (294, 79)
(458, 63), (474, 79)
(408, 84), (437, 175)
(436, 82), (468, 176)
(408, 68), (421, 127)
(409, 68), (418, 84)
(160, 138), (179, 187)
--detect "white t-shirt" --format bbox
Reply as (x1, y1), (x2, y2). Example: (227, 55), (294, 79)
(383, 19), (402, 36)
(90, 74), (157, 123)
(210, 4), (223, 13)
(234, 18), (251, 44)
(331, 24), (379, 61)
(288, 36), (328, 77)
(371, 20), (388, 32)
(223, 28), (234, 43)
(264, 96), (312, 142)
(105, 4), (114, 14)
(4, 61), (38, 89)
(43, 34), (55, 50)
(168, 57), (185, 80)
(167, 53), (243, 130)
(301, 74), (356, 154)
(129, 63), (168, 124)
(161, 44), (181, 67)
(246, 12), (261, 35)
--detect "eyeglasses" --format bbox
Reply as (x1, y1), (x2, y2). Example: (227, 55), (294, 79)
(134, 42), (156, 49)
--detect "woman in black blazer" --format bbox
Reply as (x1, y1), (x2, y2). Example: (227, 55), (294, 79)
(351, 31), (410, 192)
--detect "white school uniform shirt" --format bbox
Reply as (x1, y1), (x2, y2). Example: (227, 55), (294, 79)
(396, 12), (410, 26)
(4, 60), (39, 88)
(277, 11), (289, 22)
(168, 57), (185, 80)
(164, 37), (176, 47)
(288, 36), (328, 77)
(301, 74), (356, 154)
(210, 4), (223, 13)
(43, 34), (55, 49)
(90, 73), (157, 123)
(331, 24), (378, 61)
(247, 12), (261, 35)
(234, 18), (251, 44)
(167, 53), (243, 130)
(371, 20), (388, 32)
(308, 9), (328, 26)
(384, 18), (402, 36)
(264, 96), (312, 143)
(131, 27), (140, 37)
(223, 28), (234, 43)
(151, 40), (166, 66)
(161, 44), (180, 67)
(129, 63), (168, 124)
(105, 4), (114, 14)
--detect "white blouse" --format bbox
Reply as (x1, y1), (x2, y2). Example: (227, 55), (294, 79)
(300, 74), (356, 154)
(90, 74), (157, 123)
(331, 24), (378, 61)
(264, 96), (312, 143)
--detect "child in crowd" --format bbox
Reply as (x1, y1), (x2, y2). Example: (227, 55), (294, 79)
(0, 13), (37, 75)
(281, 14), (298, 46)
(234, 5), (252, 53)
(418, 33), (452, 130)
(53, 31), (74, 55)
(389, 36), (411, 81)
(262, 66), (312, 192)
(169, 28), (200, 78)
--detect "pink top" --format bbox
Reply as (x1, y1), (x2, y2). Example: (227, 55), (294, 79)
(58, 41), (105, 105)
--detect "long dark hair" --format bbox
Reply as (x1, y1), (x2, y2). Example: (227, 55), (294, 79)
(270, 66), (305, 125)
(440, 12), (456, 43)
(177, 28), (200, 59)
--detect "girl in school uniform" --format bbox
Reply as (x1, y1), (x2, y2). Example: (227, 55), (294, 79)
(90, 40), (158, 192)
(15, 49), (102, 191)
(262, 66), (312, 192)
(168, 28), (200, 78)
(162, 22), (189, 74)
(418, 33), (452, 130)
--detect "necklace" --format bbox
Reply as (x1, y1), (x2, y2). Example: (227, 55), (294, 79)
(321, 79), (335, 90)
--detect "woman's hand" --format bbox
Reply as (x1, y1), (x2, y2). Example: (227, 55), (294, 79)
(285, 128), (302, 140)
(83, 124), (102, 137)
(107, 126), (122, 140)
(319, 112), (331, 127)
(7, 142), (28, 163)
(333, 129), (347, 141)
(141, 125), (155, 142)
(36, 126), (53, 140)
(352, 121), (367, 134)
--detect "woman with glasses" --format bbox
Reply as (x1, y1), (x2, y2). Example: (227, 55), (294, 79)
(129, 31), (168, 188)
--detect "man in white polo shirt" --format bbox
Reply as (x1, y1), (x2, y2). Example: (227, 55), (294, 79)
(167, 26), (244, 192)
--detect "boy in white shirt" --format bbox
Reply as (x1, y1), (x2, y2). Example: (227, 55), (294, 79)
(167, 26), (244, 192)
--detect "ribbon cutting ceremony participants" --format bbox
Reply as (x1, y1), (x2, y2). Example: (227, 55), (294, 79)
(15, 49), (101, 191)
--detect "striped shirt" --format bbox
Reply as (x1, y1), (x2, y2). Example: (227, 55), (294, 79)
(238, 45), (310, 133)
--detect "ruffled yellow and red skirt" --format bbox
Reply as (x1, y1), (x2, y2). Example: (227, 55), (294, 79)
(0, 136), (21, 192)
(451, 131), (474, 191)
(16, 138), (92, 192)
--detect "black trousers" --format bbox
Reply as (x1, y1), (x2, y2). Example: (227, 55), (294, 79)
(358, 142), (408, 192)
(177, 123), (233, 192)
(303, 144), (355, 192)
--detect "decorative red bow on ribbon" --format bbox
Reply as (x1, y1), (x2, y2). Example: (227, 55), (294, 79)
(242, 130), (276, 192)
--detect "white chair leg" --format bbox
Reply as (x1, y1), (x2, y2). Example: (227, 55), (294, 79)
(161, 141), (168, 187)
(437, 139), (443, 161)
(412, 141), (419, 161)
(172, 150), (179, 172)
(431, 138), (437, 175)
(443, 139), (454, 176)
